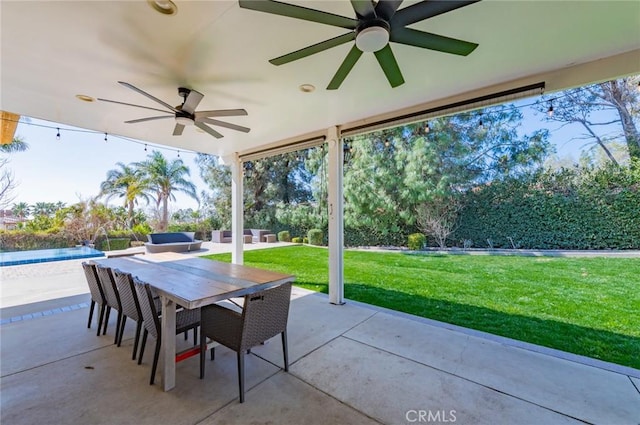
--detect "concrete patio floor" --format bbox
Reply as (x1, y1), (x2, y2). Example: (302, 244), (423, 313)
(1, 244), (639, 424)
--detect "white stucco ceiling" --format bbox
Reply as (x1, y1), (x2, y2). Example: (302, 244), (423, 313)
(1, 0), (639, 157)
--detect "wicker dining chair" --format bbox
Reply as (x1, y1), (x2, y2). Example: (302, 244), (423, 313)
(112, 269), (146, 359)
(81, 262), (107, 336)
(95, 265), (123, 344)
(133, 278), (200, 385)
(199, 282), (292, 403)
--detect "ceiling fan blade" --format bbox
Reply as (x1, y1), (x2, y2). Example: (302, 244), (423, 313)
(195, 109), (248, 118)
(374, 44), (405, 88)
(392, 0), (480, 27)
(350, 0), (376, 20)
(390, 27), (478, 56)
(375, 0), (403, 21)
(239, 0), (357, 30)
(195, 121), (224, 139)
(270, 32), (356, 66)
(97, 98), (171, 114)
(327, 45), (363, 90)
(118, 81), (180, 113)
(200, 118), (251, 133)
(173, 123), (185, 136)
(181, 89), (204, 115)
(124, 115), (174, 124)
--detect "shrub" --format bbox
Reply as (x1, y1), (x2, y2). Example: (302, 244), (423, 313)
(408, 233), (426, 250)
(303, 237), (309, 244)
(132, 223), (152, 236)
(278, 230), (291, 242)
(308, 228), (323, 246)
(291, 237), (303, 243)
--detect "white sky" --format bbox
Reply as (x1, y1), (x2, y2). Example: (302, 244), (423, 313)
(7, 119), (205, 211)
(4, 101), (593, 213)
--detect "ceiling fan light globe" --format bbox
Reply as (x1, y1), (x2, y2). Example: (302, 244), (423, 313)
(176, 116), (193, 126)
(355, 26), (389, 52)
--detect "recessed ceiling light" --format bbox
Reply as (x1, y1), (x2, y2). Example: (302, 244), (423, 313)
(147, 0), (177, 15)
(75, 94), (95, 102)
(299, 84), (315, 93)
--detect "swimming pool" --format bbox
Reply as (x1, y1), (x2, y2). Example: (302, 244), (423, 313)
(0, 246), (105, 267)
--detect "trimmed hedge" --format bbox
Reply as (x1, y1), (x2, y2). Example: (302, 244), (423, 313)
(307, 229), (323, 246)
(0, 231), (75, 251)
(97, 238), (130, 251)
(278, 230), (291, 242)
(454, 164), (640, 249)
(291, 237), (303, 243)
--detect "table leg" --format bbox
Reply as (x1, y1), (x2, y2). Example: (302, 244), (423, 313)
(160, 295), (176, 391)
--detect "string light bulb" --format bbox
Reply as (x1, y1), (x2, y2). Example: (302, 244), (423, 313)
(384, 139), (390, 147)
(177, 150), (180, 158)
(144, 144), (147, 152)
(424, 122), (430, 134)
(104, 133), (108, 142)
(547, 101), (554, 117)
(56, 128), (60, 140)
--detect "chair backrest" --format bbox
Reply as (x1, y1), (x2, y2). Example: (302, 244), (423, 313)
(95, 265), (121, 310)
(240, 282), (292, 350)
(113, 269), (141, 322)
(133, 278), (160, 340)
(82, 262), (105, 304)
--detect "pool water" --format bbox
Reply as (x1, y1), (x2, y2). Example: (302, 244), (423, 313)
(0, 246), (105, 267)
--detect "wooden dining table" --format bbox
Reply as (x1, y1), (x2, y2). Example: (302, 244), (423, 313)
(92, 252), (295, 391)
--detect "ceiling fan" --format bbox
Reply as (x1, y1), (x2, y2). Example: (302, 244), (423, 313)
(239, 0), (480, 90)
(98, 81), (250, 139)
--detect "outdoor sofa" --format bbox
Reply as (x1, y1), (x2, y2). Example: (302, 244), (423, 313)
(145, 232), (202, 253)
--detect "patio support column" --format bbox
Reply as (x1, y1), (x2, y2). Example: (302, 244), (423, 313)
(327, 126), (345, 305)
(231, 153), (244, 265)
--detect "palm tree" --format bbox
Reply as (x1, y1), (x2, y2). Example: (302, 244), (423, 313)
(0, 137), (29, 208)
(99, 162), (153, 228)
(136, 151), (198, 231)
(12, 201), (30, 219)
(32, 202), (51, 216)
(0, 136), (29, 153)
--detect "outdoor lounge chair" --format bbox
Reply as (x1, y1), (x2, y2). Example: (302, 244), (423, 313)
(81, 262), (107, 336)
(199, 282), (291, 403)
(134, 279), (200, 385)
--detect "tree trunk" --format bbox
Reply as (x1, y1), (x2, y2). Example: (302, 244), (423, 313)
(158, 195), (169, 232)
(601, 80), (640, 160)
(127, 200), (135, 229)
(161, 196), (169, 232)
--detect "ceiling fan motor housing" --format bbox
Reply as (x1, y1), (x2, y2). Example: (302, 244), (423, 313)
(356, 19), (390, 52)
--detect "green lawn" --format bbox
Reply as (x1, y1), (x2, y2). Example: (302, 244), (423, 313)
(202, 245), (640, 369)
